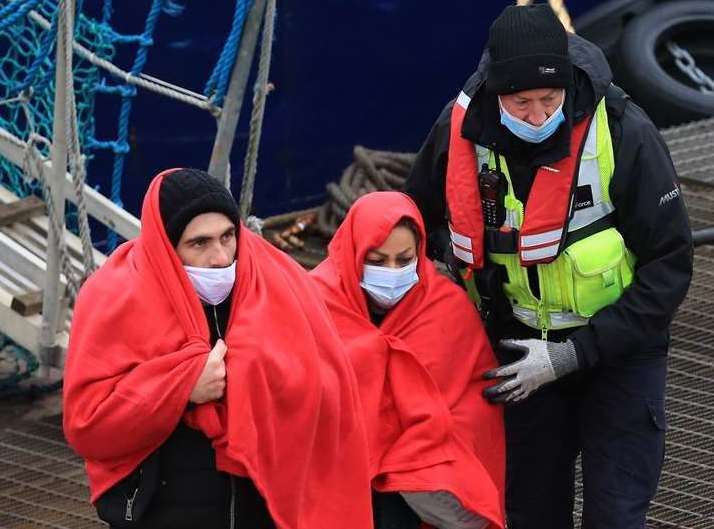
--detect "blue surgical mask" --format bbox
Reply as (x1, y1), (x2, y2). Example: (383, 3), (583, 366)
(360, 260), (419, 309)
(498, 93), (565, 144)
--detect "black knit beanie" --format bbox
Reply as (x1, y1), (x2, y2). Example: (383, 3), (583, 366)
(486, 4), (573, 94)
(159, 168), (240, 247)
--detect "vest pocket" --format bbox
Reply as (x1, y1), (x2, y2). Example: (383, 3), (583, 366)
(564, 228), (633, 317)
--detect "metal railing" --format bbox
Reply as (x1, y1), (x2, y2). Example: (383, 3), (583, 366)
(692, 227), (714, 247)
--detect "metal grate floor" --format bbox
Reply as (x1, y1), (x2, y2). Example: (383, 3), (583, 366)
(0, 414), (104, 528)
(663, 118), (714, 186)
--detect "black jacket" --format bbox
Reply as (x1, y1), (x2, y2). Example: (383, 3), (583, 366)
(405, 34), (693, 369)
(102, 294), (274, 529)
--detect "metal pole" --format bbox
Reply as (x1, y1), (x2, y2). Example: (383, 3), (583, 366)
(207, 0), (268, 188)
(693, 227), (714, 247)
(238, 0), (276, 219)
(39, 0), (73, 373)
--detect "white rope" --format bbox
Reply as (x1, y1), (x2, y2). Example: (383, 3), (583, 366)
(59, 2), (95, 278)
(27, 10), (222, 117)
(238, 0), (276, 219)
(515, 0), (574, 33)
(21, 125), (80, 300)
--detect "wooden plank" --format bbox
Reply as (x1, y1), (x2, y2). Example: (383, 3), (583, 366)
(11, 290), (43, 316)
(0, 127), (141, 240)
(0, 185), (106, 268)
(0, 283), (14, 307)
(0, 195), (45, 226)
(0, 231), (51, 287)
(0, 299), (40, 354)
(0, 258), (39, 292)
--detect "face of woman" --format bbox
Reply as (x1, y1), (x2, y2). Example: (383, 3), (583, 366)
(364, 226), (417, 269)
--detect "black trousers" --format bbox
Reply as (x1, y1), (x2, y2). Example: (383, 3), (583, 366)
(372, 491), (421, 529)
(500, 350), (667, 529)
(109, 423), (275, 529)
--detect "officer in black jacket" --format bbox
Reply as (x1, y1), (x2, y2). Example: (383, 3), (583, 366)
(405, 5), (693, 529)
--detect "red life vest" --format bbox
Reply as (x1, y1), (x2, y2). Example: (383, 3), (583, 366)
(445, 91), (593, 269)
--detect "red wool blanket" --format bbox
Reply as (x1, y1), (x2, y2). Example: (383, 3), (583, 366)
(310, 191), (506, 529)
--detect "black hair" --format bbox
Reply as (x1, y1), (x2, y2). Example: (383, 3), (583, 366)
(394, 217), (421, 246)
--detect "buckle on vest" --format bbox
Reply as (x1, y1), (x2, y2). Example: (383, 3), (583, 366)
(485, 227), (518, 254)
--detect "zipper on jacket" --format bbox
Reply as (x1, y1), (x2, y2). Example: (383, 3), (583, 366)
(213, 305), (222, 339)
(229, 475), (237, 529)
(125, 468), (142, 521)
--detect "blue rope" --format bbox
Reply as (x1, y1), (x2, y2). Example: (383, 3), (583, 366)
(86, 137), (129, 153)
(0, 0), (45, 33)
(14, 1), (60, 93)
(101, 0), (112, 23)
(94, 79), (135, 97)
(162, 0), (184, 17)
(106, 0), (166, 248)
(203, 0), (251, 107)
(107, 28), (152, 46)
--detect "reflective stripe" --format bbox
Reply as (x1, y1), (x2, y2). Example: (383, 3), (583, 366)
(475, 144), (490, 166)
(550, 312), (589, 327)
(452, 244), (474, 264)
(521, 243), (559, 262)
(582, 109), (598, 158)
(569, 200), (615, 232)
(521, 228), (563, 248)
(449, 226), (472, 250)
(505, 208), (519, 229)
(513, 306), (589, 330)
(512, 306), (539, 328)
(456, 91), (471, 110)
(567, 103), (614, 233)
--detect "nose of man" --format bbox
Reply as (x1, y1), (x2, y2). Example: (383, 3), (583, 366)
(209, 244), (233, 268)
(526, 107), (548, 127)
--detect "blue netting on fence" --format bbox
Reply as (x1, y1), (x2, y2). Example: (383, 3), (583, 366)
(0, 0), (115, 199)
(0, 0), (255, 395)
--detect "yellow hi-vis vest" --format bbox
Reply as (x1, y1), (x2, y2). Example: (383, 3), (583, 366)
(480, 98), (636, 336)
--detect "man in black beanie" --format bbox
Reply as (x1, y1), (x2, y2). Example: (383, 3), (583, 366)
(86, 168), (276, 529)
(406, 4), (692, 529)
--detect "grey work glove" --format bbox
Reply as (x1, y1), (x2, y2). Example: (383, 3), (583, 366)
(483, 339), (579, 403)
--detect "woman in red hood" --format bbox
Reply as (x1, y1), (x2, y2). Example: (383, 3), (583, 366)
(310, 191), (506, 529)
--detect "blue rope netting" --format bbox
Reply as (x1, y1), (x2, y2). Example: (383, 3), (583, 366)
(0, 0), (114, 199)
(204, 0), (253, 108)
(0, 0), (255, 394)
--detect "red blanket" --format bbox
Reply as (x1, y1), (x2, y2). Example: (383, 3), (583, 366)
(310, 191), (505, 528)
(63, 169), (373, 529)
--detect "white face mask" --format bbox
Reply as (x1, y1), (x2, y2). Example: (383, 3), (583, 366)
(184, 261), (236, 305)
(360, 259), (419, 309)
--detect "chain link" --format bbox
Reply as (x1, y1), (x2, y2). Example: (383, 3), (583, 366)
(666, 41), (714, 94)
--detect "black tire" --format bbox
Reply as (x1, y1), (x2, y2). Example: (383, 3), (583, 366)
(575, 0), (653, 57)
(617, 1), (714, 127)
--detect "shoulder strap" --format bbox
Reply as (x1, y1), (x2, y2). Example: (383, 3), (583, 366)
(518, 113), (595, 265)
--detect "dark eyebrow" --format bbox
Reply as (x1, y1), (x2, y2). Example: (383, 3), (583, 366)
(396, 247), (415, 256)
(185, 235), (210, 245)
(366, 250), (388, 258)
(184, 226), (235, 246)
